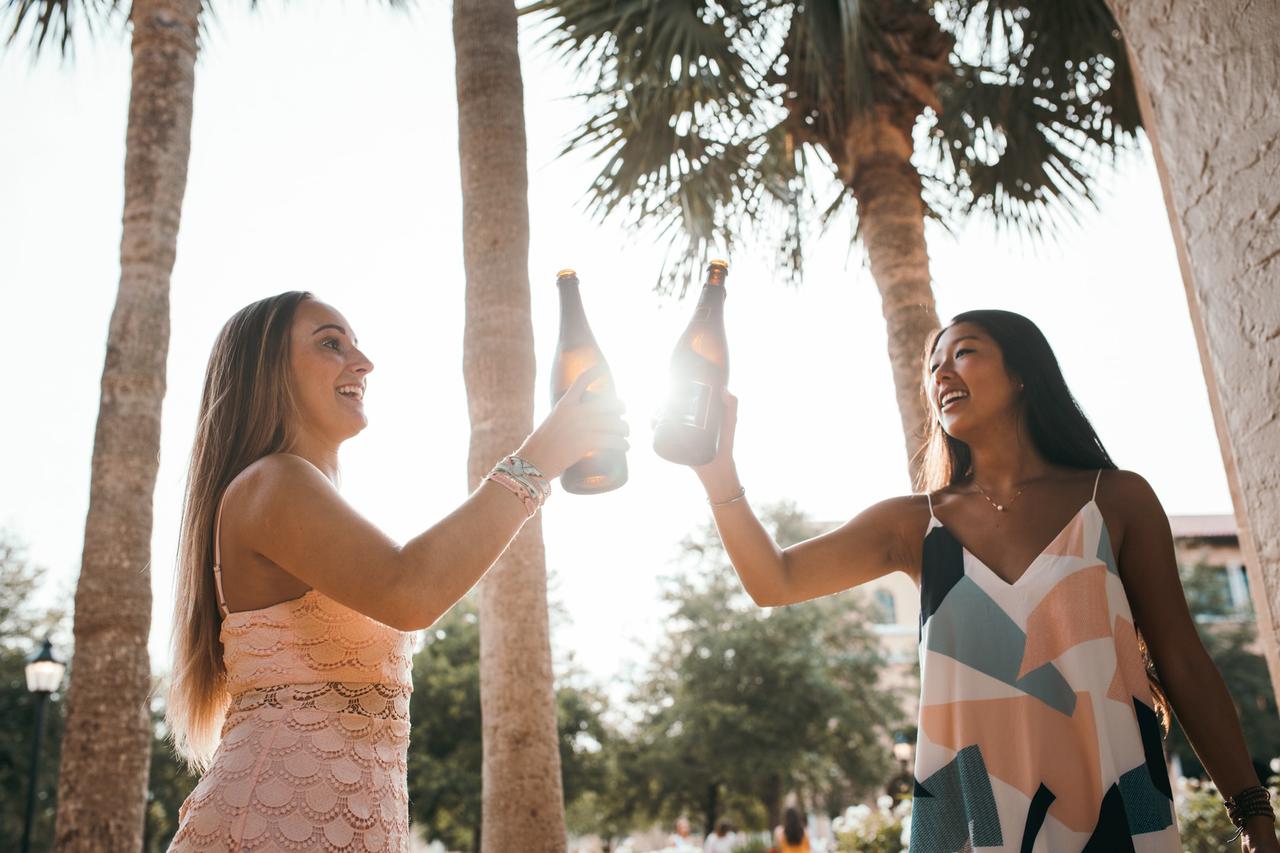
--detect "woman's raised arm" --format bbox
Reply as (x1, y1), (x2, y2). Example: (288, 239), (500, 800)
(234, 367), (627, 631)
(694, 390), (924, 607)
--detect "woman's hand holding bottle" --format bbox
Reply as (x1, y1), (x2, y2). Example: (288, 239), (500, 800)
(694, 388), (743, 504)
(518, 366), (629, 480)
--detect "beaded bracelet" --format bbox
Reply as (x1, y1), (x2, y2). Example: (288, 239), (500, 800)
(485, 455), (550, 517)
(1224, 785), (1274, 842)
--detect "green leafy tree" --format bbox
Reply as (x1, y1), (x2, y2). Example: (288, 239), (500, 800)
(618, 504), (902, 834)
(407, 598), (614, 851)
(141, 701), (199, 853)
(528, 0), (1140, 480)
(0, 532), (68, 850)
(1166, 564), (1279, 779)
(1165, 620), (1280, 780)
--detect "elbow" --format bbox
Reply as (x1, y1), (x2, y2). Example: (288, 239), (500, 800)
(745, 579), (785, 609)
(377, 555), (441, 633)
(381, 601), (442, 633)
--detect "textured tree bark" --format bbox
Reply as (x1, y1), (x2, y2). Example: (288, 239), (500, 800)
(453, 0), (568, 850)
(52, 0), (201, 848)
(1104, 0), (1280, 704)
(845, 106), (942, 486)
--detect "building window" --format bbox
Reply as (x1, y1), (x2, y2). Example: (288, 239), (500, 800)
(873, 589), (897, 625)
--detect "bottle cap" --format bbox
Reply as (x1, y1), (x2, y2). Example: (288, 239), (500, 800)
(556, 268), (578, 279)
(709, 259), (729, 270)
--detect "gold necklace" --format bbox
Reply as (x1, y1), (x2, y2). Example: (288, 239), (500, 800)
(972, 480), (1023, 512)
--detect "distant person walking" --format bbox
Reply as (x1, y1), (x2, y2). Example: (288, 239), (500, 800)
(775, 807), (810, 853)
(165, 292), (627, 851)
(670, 816), (696, 849)
(704, 818), (737, 853)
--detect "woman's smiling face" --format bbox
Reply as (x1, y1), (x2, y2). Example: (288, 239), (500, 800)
(927, 321), (1023, 442)
(288, 300), (374, 444)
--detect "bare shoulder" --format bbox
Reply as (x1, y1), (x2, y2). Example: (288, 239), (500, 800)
(1098, 469), (1164, 516)
(1096, 469), (1169, 555)
(227, 453), (334, 517)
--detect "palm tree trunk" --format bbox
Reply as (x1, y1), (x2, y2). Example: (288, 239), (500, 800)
(453, 1), (568, 850)
(845, 105), (941, 486)
(52, 0), (201, 848)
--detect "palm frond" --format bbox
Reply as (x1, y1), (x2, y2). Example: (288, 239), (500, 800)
(2, 0), (116, 57)
(922, 0), (1142, 237)
(527, 0), (818, 292)
(534, 0), (1144, 288)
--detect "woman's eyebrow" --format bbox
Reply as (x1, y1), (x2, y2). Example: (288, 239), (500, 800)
(313, 323), (359, 345)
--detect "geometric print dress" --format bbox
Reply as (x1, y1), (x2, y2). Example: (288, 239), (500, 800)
(912, 471), (1180, 852)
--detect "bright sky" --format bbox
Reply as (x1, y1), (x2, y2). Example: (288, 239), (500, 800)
(0, 1), (1229, 685)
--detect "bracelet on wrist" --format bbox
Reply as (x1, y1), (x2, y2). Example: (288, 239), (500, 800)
(485, 454), (550, 517)
(708, 487), (747, 508)
(1224, 785), (1275, 842)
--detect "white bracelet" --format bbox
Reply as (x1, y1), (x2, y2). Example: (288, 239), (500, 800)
(708, 487), (747, 508)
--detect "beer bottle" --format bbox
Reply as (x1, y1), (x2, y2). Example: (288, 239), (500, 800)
(653, 259), (730, 465)
(551, 269), (628, 494)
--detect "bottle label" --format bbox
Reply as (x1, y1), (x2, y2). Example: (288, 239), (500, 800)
(662, 381), (713, 430)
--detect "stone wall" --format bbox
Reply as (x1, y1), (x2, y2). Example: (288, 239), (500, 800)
(1104, 0), (1280, 698)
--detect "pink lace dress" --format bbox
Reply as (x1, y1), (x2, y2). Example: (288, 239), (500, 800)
(169, 531), (414, 852)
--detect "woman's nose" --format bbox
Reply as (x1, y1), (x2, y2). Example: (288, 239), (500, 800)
(352, 350), (374, 375)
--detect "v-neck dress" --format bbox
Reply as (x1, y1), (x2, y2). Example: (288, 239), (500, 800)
(911, 471), (1180, 852)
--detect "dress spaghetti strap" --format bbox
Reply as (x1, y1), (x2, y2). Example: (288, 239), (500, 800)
(212, 492), (230, 618)
(1092, 469), (1103, 502)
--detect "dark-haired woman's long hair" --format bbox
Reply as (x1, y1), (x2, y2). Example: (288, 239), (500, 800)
(913, 309), (1171, 730)
(783, 806), (805, 845)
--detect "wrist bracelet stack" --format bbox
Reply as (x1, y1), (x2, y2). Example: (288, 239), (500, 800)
(1224, 785), (1275, 842)
(485, 454), (551, 517)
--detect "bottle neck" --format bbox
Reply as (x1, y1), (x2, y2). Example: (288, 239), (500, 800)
(695, 279), (727, 310)
(557, 279), (596, 344)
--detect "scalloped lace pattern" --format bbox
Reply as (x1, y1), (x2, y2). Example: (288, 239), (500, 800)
(169, 591), (414, 852)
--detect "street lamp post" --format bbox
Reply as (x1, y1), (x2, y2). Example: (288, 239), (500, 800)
(22, 636), (65, 853)
(886, 732), (916, 801)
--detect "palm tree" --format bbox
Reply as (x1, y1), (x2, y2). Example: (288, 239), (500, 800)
(527, 0), (1140, 481)
(453, 0), (568, 849)
(4, 0), (201, 848)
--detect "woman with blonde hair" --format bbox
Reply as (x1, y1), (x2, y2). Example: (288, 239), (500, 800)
(683, 310), (1277, 852)
(167, 291), (627, 850)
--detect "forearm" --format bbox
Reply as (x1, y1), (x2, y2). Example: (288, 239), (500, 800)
(388, 479), (534, 630)
(1164, 648), (1263, 797)
(698, 466), (790, 606)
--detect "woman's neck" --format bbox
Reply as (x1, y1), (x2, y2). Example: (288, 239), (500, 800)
(963, 416), (1053, 491)
(284, 431), (340, 483)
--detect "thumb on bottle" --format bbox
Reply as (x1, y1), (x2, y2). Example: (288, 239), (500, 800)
(568, 365), (607, 400)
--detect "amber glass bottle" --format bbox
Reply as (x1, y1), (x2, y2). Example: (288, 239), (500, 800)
(551, 269), (628, 494)
(653, 260), (729, 465)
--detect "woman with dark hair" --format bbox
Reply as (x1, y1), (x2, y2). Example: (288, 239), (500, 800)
(776, 806), (809, 853)
(682, 310), (1277, 852)
(166, 293), (627, 850)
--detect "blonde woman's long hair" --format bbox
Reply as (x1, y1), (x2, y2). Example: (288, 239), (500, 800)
(168, 291), (312, 770)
